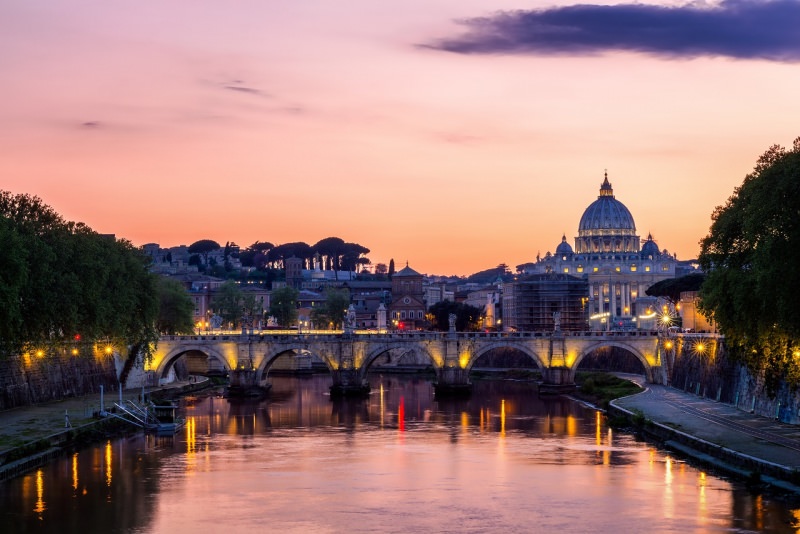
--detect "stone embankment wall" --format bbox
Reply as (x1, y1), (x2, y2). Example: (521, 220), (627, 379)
(0, 353), (118, 411)
(670, 343), (800, 424)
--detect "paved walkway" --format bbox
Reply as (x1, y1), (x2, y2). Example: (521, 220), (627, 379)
(612, 376), (800, 491)
(0, 380), (205, 456)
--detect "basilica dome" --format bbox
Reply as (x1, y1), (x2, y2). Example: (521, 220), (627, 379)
(574, 173), (640, 254)
(641, 234), (660, 259)
(555, 235), (573, 256)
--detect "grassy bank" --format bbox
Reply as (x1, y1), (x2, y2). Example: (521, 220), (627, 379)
(573, 372), (643, 410)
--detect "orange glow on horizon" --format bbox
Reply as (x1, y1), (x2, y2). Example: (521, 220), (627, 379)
(2, 2), (797, 275)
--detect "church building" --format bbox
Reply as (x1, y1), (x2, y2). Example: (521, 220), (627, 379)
(388, 263), (427, 330)
(515, 173), (692, 330)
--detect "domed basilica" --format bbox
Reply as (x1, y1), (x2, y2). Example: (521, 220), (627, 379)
(518, 173), (693, 330)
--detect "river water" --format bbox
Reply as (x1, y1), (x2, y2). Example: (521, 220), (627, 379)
(1, 375), (798, 533)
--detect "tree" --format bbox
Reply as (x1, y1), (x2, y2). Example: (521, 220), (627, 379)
(374, 263), (388, 275)
(188, 239), (220, 268)
(214, 280), (243, 328)
(313, 237), (346, 275)
(341, 242), (370, 271)
(155, 277), (195, 335)
(269, 287), (299, 327)
(428, 301), (482, 332)
(241, 292), (264, 327)
(465, 264), (511, 284)
(0, 217), (28, 342)
(698, 137), (800, 390)
(388, 259), (395, 278)
(645, 273), (705, 304)
(240, 241), (274, 268)
(0, 191), (160, 364)
(311, 287), (350, 329)
(268, 241), (312, 269)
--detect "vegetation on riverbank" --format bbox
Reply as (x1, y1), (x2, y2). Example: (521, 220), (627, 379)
(698, 138), (800, 393)
(573, 372), (643, 410)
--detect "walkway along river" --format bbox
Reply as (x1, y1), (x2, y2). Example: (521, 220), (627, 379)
(1, 375), (799, 533)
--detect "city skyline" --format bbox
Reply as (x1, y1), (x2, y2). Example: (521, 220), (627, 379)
(2, 1), (799, 275)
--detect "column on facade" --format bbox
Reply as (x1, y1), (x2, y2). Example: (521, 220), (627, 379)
(623, 282), (630, 316)
(598, 283), (604, 314)
(622, 282), (628, 315)
(610, 282), (617, 318)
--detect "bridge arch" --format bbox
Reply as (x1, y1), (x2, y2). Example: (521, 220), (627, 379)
(255, 344), (337, 382)
(361, 343), (440, 374)
(572, 341), (654, 383)
(467, 341), (546, 372)
(155, 344), (230, 379)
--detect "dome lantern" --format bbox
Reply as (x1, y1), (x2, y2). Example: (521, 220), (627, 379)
(575, 172), (640, 254)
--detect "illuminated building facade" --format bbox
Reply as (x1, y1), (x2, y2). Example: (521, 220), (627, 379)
(502, 273), (588, 332)
(388, 263), (427, 329)
(518, 173), (689, 330)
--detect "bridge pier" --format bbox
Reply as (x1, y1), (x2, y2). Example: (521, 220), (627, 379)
(330, 369), (370, 398)
(227, 369), (270, 397)
(539, 367), (577, 394)
(434, 367), (472, 396)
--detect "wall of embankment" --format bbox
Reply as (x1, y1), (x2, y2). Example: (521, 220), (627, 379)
(668, 343), (800, 424)
(0, 352), (119, 411)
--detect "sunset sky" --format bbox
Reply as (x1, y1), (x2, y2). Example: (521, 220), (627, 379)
(2, 0), (798, 276)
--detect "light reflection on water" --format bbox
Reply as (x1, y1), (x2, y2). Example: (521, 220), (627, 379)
(1, 375), (798, 533)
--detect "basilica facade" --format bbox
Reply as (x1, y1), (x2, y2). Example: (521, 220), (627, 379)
(516, 173), (695, 330)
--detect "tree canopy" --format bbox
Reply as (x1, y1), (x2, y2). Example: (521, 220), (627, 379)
(214, 281), (243, 327)
(311, 288), (350, 329)
(269, 286), (299, 327)
(645, 273), (705, 304)
(155, 277), (195, 335)
(0, 191), (160, 357)
(428, 300), (482, 332)
(465, 264), (512, 284)
(698, 138), (800, 390)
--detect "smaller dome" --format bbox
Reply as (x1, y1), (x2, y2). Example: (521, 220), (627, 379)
(641, 233), (659, 258)
(555, 234), (573, 255)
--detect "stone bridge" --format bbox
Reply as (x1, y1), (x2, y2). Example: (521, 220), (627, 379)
(140, 330), (713, 395)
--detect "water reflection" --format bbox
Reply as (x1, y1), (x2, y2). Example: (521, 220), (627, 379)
(0, 375), (798, 533)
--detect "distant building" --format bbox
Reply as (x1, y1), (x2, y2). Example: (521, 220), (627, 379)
(388, 263), (426, 329)
(465, 282), (503, 330)
(285, 257), (303, 289)
(518, 173), (694, 330)
(679, 291), (716, 333)
(503, 273), (588, 331)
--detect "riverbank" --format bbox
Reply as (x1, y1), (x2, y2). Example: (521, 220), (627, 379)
(0, 378), (212, 481)
(610, 380), (800, 496)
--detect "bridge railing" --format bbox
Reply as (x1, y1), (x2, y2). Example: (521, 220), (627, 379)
(160, 329), (679, 342)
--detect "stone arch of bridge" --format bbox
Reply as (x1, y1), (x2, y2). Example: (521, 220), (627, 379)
(361, 343), (440, 376)
(256, 345), (335, 382)
(466, 341), (545, 372)
(572, 341), (653, 383)
(155, 344), (230, 379)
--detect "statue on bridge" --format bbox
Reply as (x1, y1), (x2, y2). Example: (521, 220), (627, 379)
(553, 311), (561, 333)
(345, 304), (357, 333)
(448, 313), (457, 332)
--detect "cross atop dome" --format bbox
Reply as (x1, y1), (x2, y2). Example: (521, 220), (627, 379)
(599, 170), (614, 198)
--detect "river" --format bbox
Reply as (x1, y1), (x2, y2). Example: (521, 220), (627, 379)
(1, 375), (798, 533)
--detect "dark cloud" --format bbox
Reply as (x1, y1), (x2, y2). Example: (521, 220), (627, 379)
(81, 121), (100, 128)
(224, 84), (266, 95)
(425, 0), (800, 62)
